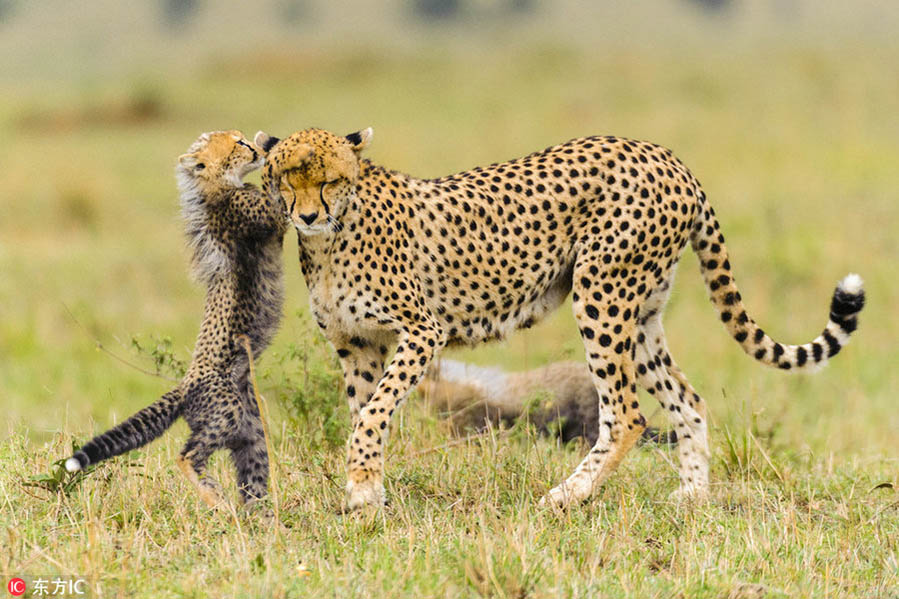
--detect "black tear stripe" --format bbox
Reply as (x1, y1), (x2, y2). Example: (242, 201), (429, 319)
(320, 182), (331, 216)
(236, 139), (259, 162)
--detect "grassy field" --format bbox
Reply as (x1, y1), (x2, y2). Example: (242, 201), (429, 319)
(1, 4), (898, 597)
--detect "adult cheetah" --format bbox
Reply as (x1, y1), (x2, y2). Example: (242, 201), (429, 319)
(257, 127), (864, 510)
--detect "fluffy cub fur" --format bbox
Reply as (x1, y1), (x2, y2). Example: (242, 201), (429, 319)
(66, 131), (286, 507)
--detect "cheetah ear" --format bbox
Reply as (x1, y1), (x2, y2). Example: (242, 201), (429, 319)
(254, 131), (281, 154)
(178, 153), (199, 168)
(346, 127), (373, 153)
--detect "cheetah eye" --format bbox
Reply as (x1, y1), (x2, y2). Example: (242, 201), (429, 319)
(195, 163), (206, 171)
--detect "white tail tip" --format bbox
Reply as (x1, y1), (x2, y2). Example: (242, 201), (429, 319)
(65, 457), (82, 473)
(839, 273), (864, 295)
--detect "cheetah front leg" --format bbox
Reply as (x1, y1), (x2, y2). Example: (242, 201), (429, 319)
(344, 321), (445, 511)
(332, 335), (388, 427)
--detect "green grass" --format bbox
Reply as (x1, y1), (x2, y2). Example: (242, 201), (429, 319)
(1, 8), (898, 597)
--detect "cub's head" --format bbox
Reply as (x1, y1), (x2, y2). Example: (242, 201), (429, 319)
(255, 127), (373, 235)
(176, 130), (265, 194)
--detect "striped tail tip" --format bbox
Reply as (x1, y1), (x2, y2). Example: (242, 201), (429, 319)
(65, 452), (88, 473)
(837, 273), (864, 297)
(830, 273), (865, 333)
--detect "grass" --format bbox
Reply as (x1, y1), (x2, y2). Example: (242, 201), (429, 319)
(1, 4), (898, 597)
(3, 406), (897, 598)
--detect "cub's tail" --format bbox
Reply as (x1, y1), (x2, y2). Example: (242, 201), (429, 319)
(65, 389), (183, 472)
(690, 191), (865, 371)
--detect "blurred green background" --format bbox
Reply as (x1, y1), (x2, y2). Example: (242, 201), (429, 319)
(1, 0), (896, 458)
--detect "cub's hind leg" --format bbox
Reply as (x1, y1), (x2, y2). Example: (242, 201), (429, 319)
(540, 252), (646, 509)
(230, 406), (269, 505)
(178, 377), (243, 508)
(177, 436), (227, 508)
(634, 279), (710, 500)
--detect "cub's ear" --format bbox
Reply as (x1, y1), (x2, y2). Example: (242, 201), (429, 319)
(254, 131), (281, 154)
(178, 153), (204, 170)
(346, 127), (373, 153)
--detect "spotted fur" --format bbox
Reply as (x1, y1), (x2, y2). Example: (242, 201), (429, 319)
(66, 131), (287, 508)
(260, 127), (864, 510)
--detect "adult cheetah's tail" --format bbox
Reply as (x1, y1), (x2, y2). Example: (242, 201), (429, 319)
(689, 192), (864, 372)
(65, 390), (183, 473)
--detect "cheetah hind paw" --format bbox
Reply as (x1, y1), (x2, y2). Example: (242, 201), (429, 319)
(176, 455), (228, 509)
(668, 483), (709, 503)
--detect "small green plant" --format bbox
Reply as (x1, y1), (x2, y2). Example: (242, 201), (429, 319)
(504, 390), (551, 443)
(721, 407), (785, 483)
(131, 334), (188, 379)
(263, 311), (348, 450)
(23, 441), (144, 497)
(25, 462), (90, 496)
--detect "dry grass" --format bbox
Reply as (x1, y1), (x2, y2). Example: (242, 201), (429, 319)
(3, 406), (897, 598)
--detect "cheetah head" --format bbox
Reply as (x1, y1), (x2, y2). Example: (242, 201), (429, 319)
(176, 130), (265, 195)
(255, 127), (373, 235)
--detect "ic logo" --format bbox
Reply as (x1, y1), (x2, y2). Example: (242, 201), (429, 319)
(7, 578), (25, 597)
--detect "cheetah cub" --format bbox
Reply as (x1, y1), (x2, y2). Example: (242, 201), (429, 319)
(421, 359), (676, 446)
(65, 130), (286, 508)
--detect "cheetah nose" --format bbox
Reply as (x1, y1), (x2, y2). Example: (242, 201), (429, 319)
(298, 212), (318, 225)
